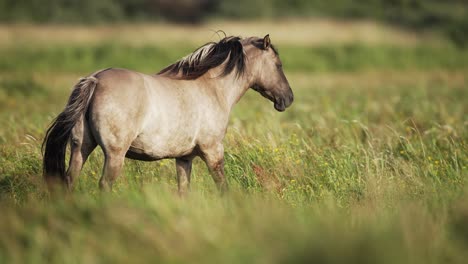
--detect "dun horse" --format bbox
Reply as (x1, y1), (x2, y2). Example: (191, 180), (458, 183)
(43, 35), (294, 194)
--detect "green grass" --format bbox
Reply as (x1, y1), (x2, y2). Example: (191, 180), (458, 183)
(0, 29), (467, 263)
(1, 43), (468, 74)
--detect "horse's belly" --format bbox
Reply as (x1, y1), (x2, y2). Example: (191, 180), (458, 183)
(127, 133), (196, 161)
(125, 149), (161, 161)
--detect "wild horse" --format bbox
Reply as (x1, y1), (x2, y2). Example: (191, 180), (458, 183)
(43, 35), (294, 194)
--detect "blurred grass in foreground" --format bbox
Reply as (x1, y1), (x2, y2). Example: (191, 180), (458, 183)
(1, 187), (468, 264)
(0, 23), (467, 263)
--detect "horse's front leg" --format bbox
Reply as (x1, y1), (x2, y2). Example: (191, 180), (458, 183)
(202, 144), (228, 194)
(176, 157), (193, 196)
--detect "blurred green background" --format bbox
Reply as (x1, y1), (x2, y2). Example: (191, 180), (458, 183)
(1, 0), (467, 46)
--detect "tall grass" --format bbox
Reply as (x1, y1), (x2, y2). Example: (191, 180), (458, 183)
(1, 187), (468, 263)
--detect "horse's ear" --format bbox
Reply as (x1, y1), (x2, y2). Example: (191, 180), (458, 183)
(263, 34), (271, 50)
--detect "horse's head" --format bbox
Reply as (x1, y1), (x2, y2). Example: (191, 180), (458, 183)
(243, 35), (294, 112)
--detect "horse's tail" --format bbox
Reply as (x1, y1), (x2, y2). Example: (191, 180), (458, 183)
(42, 76), (99, 188)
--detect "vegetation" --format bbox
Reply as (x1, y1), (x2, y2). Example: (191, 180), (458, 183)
(0, 22), (467, 263)
(2, 43), (468, 74)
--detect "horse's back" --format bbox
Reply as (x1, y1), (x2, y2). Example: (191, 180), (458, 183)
(95, 68), (144, 89)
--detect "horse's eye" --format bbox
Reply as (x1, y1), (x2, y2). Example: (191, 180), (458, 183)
(276, 64), (283, 69)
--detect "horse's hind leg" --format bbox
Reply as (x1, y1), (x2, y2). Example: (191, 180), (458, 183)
(66, 117), (97, 190)
(91, 114), (134, 191)
(95, 129), (131, 191)
(99, 150), (126, 191)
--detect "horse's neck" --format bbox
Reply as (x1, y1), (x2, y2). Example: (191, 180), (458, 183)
(203, 70), (252, 112)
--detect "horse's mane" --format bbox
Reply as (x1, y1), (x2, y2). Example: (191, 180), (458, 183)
(157, 36), (245, 80)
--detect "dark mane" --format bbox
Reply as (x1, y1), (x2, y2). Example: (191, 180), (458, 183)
(157, 36), (245, 80)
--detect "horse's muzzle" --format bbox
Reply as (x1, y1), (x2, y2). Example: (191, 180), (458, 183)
(274, 88), (294, 112)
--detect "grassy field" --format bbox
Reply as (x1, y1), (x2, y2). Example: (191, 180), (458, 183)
(0, 20), (467, 263)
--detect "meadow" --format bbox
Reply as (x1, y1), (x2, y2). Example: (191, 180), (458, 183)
(0, 20), (467, 263)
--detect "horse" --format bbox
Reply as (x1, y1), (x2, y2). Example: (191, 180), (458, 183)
(42, 34), (294, 195)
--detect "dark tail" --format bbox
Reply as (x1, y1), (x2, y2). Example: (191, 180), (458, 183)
(42, 76), (98, 188)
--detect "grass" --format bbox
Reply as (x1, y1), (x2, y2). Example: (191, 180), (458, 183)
(2, 43), (468, 74)
(0, 22), (467, 263)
